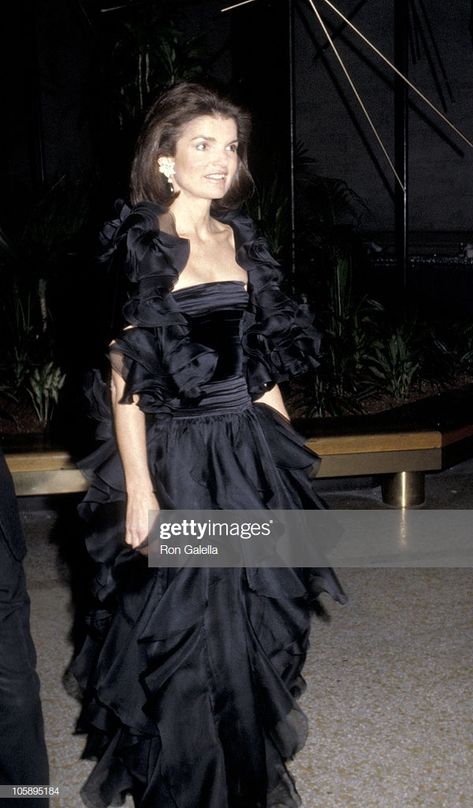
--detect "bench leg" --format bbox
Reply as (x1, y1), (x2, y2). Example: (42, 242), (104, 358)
(381, 471), (425, 508)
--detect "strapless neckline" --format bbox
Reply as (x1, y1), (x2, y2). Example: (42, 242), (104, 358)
(172, 280), (247, 296)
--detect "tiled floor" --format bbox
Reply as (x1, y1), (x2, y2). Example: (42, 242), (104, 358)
(22, 463), (473, 807)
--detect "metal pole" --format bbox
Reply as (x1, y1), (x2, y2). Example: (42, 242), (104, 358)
(30, 0), (45, 186)
(288, 0), (296, 290)
(394, 0), (409, 298)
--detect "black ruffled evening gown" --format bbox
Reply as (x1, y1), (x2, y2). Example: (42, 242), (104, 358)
(72, 202), (347, 808)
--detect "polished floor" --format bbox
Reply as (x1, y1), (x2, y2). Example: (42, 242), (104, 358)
(22, 462), (473, 808)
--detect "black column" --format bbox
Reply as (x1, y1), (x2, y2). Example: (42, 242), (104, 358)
(394, 0), (409, 302)
(230, 0), (291, 196)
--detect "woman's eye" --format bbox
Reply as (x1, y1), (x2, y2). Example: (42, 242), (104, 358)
(227, 144), (238, 153)
(196, 143), (207, 151)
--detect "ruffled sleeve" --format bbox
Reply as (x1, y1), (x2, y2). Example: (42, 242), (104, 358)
(99, 201), (218, 413)
(221, 210), (321, 400)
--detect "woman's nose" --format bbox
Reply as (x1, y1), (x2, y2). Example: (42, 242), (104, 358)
(215, 147), (233, 164)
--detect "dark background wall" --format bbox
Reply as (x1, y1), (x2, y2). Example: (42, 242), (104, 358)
(1, 0), (473, 442)
(0, 0), (291, 217)
(295, 0), (473, 232)
(1, 0), (473, 231)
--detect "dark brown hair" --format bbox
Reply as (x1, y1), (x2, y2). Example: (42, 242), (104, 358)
(130, 82), (254, 212)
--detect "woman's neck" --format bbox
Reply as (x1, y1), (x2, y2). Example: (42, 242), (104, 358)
(169, 197), (218, 240)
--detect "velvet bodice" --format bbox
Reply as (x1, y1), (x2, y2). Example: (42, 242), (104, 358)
(94, 200), (322, 418)
(172, 281), (248, 382)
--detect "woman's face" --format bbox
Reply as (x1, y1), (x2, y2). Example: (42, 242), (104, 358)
(168, 115), (239, 202)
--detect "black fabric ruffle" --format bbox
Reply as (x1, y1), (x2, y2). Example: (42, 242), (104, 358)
(219, 209), (321, 399)
(100, 200), (219, 409)
(73, 202), (343, 808)
(74, 400), (346, 808)
(98, 201), (321, 408)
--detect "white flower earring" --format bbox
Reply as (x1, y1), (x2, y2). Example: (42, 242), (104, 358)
(158, 156), (176, 193)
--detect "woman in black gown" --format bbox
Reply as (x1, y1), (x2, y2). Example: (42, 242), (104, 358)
(73, 82), (347, 808)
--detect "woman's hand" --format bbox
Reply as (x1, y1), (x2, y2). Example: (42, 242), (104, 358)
(125, 489), (161, 550)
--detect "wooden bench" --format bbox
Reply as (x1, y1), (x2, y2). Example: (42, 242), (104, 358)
(293, 384), (473, 506)
(5, 385), (473, 507)
(5, 450), (89, 497)
(301, 425), (473, 506)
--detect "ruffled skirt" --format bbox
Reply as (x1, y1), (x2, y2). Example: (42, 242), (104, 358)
(73, 400), (347, 808)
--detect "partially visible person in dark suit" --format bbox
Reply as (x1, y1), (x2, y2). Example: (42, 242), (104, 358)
(0, 449), (49, 808)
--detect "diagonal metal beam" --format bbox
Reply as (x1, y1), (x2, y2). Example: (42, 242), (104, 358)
(306, 0), (404, 190)
(313, 0), (369, 58)
(299, 8), (396, 198)
(417, 0), (454, 103)
(296, 0), (462, 156)
(411, 0), (448, 112)
(221, 0), (257, 12)
(317, 0), (473, 150)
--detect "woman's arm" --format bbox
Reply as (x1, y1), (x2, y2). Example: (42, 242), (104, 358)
(111, 367), (160, 549)
(254, 384), (290, 421)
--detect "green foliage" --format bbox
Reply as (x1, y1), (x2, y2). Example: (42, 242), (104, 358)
(0, 178), (86, 431)
(304, 376), (366, 419)
(443, 322), (473, 376)
(300, 298), (473, 417)
(26, 362), (66, 428)
(0, 298), (35, 400)
(266, 153), (473, 417)
(21, 177), (90, 271)
(306, 293), (384, 417)
(294, 145), (368, 299)
(108, 11), (205, 129)
(245, 174), (289, 260)
(0, 291), (67, 431)
(0, 177), (90, 315)
(368, 329), (421, 400)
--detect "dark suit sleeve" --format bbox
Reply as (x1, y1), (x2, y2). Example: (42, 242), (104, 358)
(0, 449), (27, 561)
